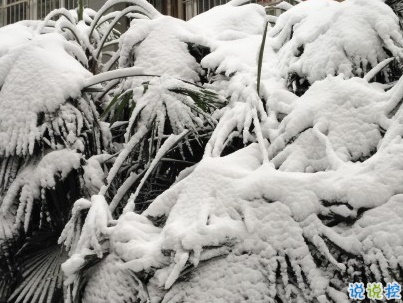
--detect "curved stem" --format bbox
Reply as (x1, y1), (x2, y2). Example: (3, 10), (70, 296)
(88, 0), (161, 39)
(95, 7), (144, 60)
(83, 67), (159, 88)
(37, 9), (76, 34)
(257, 20), (269, 95)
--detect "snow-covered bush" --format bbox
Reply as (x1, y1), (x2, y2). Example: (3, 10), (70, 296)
(1, 0), (403, 302)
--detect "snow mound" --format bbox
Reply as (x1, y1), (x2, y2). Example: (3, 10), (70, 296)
(81, 254), (148, 303)
(0, 23), (34, 57)
(118, 16), (200, 82)
(188, 3), (266, 41)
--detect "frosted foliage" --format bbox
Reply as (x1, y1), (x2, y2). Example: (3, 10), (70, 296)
(270, 0), (403, 83)
(0, 214), (13, 239)
(0, 23), (33, 57)
(71, 195), (111, 258)
(61, 195), (112, 290)
(201, 35), (262, 76)
(188, 4), (266, 40)
(118, 17), (200, 82)
(118, 132), (403, 302)
(125, 76), (208, 140)
(188, 4), (269, 157)
(157, 202), (328, 303)
(0, 33), (91, 156)
(269, 76), (387, 169)
(110, 212), (166, 271)
(83, 155), (109, 195)
(82, 254), (148, 303)
(59, 0), (403, 302)
(0, 150), (81, 232)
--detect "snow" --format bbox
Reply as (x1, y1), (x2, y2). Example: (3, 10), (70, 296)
(0, 23), (34, 57)
(275, 1), (294, 11)
(81, 254), (149, 303)
(122, 130), (188, 213)
(61, 195), (112, 284)
(2, 0), (403, 302)
(201, 35), (262, 76)
(269, 0), (403, 84)
(269, 75), (387, 167)
(124, 17), (200, 82)
(0, 33), (91, 156)
(83, 155), (110, 195)
(111, 212), (165, 271)
(84, 66), (145, 87)
(118, 131), (403, 301)
(188, 3), (266, 41)
(95, 0), (403, 300)
(0, 149), (81, 232)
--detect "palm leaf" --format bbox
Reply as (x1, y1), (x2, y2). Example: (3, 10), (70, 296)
(8, 245), (66, 303)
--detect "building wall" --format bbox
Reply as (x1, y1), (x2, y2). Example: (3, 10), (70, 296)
(150, 0), (299, 20)
(0, 0), (88, 26)
(88, 0), (105, 11)
(0, 0), (297, 26)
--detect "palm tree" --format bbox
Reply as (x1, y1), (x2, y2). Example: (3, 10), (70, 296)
(61, 0), (403, 302)
(0, 1), (222, 302)
(2, 0), (403, 302)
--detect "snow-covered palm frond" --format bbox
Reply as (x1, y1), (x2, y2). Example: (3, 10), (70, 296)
(0, 32), (106, 231)
(0, 25), (107, 303)
(269, 0), (403, 94)
(75, 254), (148, 303)
(57, 1), (403, 302)
(100, 76), (222, 210)
(2, 0), (402, 302)
(205, 79), (268, 159)
(122, 76), (218, 142)
(60, 195), (113, 302)
(87, 0), (161, 70)
(0, 150), (81, 232)
(187, 3), (272, 158)
(0, 33), (90, 158)
(0, 165), (83, 303)
(61, 197), (163, 302)
(114, 15), (200, 79)
(89, 12), (226, 209)
(268, 75), (389, 170)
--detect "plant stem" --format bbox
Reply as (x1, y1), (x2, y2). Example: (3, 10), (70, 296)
(77, 0), (83, 21)
(257, 20), (269, 95)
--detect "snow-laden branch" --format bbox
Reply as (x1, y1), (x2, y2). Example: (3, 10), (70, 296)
(364, 57), (394, 82)
(83, 67), (151, 87)
(122, 130), (189, 213)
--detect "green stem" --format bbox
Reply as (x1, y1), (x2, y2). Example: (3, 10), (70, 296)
(77, 0), (83, 21)
(257, 20), (269, 95)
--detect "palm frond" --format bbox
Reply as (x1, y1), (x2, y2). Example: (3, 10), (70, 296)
(8, 245), (66, 303)
(99, 76), (223, 208)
